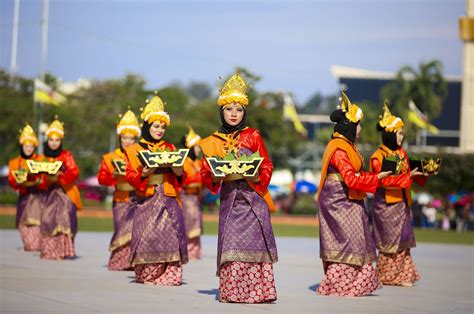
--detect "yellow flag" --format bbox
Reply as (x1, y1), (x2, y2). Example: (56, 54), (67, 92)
(407, 100), (439, 134)
(283, 94), (308, 136)
(34, 79), (66, 106)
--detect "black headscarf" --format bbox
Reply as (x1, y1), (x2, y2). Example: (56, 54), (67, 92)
(141, 121), (161, 143)
(19, 145), (35, 159)
(43, 141), (63, 158)
(376, 123), (399, 151)
(218, 107), (247, 134)
(330, 109), (359, 143)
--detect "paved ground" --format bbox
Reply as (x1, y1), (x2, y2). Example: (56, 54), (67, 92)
(1, 230), (473, 313)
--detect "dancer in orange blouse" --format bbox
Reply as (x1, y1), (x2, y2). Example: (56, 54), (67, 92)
(8, 124), (46, 251)
(124, 93), (188, 285)
(97, 110), (141, 270)
(370, 103), (426, 286)
(200, 73), (278, 303)
(39, 118), (82, 260)
(316, 92), (391, 297)
(180, 126), (204, 260)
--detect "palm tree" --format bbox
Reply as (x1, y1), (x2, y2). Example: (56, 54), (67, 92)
(381, 60), (448, 142)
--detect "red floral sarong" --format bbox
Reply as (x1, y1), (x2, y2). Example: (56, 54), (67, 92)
(376, 249), (420, 286)
(317, 262), (382, 297)
(219, 261), (277, 303)
(108, 244), (132, 271)
(134, 262), (182, 285)
(40, 234), (75, 260)
(19, 225), (41, 251)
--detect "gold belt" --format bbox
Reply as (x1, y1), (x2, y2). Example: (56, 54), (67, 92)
(184, 187), (201, 194)
(116, 182), (134, 191)
(326, 173), (343, 182)
(147, 174), (164, 185)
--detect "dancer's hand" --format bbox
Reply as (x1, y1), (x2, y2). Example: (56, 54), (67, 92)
(141, 166), (154, 178)
(410, 168), (424, 178)
(377, 171), (392, 180)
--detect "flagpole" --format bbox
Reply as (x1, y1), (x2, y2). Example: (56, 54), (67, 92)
(10, 0), (20, 76)
(37, 0), (49, 155)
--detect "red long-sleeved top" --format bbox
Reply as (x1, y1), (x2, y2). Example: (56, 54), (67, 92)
(42, 150), (79, 187)
(330, 149), (379, 194)
(200, 127), (275, 211)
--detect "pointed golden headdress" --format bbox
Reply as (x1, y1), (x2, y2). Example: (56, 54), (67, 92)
(217, 73), (249, 107)
(379, 101), (404, 132)
(140, 92), (170, 126)
(185, 125), (201, 148)
(45, 118), (64, 139)
(117, 110), (141, 137)
(19, 123), (39, 146)
(340, 91), (363, 123)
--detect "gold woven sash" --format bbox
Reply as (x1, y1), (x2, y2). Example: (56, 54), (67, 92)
(326, 173), (343, 182)
(147, 174), (164, 186)
(116, 182), (134, 191)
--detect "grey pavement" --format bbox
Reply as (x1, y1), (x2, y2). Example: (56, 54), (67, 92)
(1, 229), (473, 313)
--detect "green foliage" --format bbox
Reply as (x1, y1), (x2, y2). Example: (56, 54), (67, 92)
(0, 191), (18, 204)
(357, 101), (382, 146)
(291, 194), (317, 215)
(381, 60), (447, 143)
(0, 67), (301, 176)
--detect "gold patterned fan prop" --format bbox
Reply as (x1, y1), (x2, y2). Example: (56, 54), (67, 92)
(26, 160), (63, 175)
(137, 149), (189, 168)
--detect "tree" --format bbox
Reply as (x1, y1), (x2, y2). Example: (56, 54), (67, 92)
(381, 60), (447, 142)
(0, 67), (303, 176)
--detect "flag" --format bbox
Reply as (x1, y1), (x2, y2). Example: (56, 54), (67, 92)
(34, 79), (66, 106)
(407, 100), (439, 134)
(283, 94), (308, 136)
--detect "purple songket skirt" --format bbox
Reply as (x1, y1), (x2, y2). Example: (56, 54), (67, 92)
(108, 197), (137, 270)
(40, 187), (77, 238)
(318, 178), (376, 266)
(17, 192), (44, 228)
(129, 185), (188, 266)
(217, 180), (278, 275)
(371, 188), (416, 253)
(109, 197), (136, 252)
(179, 191), (202, 240)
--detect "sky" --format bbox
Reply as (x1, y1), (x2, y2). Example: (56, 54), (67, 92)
(0, 0), (466, 104)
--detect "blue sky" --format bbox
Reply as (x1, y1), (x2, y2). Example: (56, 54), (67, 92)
(0, 0), (465, 103)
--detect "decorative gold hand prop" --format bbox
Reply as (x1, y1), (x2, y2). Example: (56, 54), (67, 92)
(138, 149), (189, 168)
(26, 160), (63, 175)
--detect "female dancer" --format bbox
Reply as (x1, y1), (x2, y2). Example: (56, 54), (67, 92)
(97, 110), (141, 270)
(40, 118), (82, 260)
(180, 126), (203, 260)
(124, 93), (188, 285)
(200, 73), (278, 303)
(316, 92), (391, 297)
(8, 124), (45, 251)
(370, 103), (425, 286)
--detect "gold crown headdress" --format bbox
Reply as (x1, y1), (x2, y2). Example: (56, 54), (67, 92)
(19, 123), (39, 146)
(140, 91), (170, 125)
(379, 101), (404, 132)
(185, 124), (201, 148)
(45, 117), (64, 139)
(117, 110), (141, 137)
(217, 73), (249, 107)
(340, 91), (363, 123)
